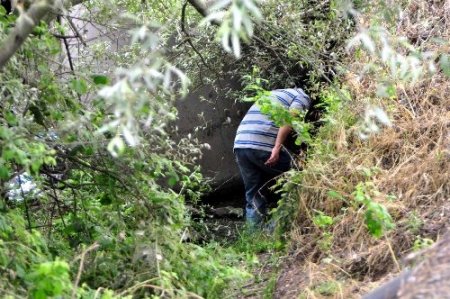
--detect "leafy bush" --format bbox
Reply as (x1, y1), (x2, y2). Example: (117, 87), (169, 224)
(353, 182), (395, 238)
(26, 259), (71, 299)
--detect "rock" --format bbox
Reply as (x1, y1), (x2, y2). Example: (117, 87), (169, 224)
(211, 206), (244, 218)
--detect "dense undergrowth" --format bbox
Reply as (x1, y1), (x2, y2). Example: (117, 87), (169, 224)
(270, 1), (450, 297)
(1, 0), (449, 298)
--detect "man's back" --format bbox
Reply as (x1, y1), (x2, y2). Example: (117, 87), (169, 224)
(233, 88), (310, 152)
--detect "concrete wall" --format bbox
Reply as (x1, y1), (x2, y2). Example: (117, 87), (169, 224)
(176, 78), (249, 192)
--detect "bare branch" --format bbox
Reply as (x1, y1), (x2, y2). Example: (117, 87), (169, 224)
(187, 0), (220, 26)
(72, 243), (99, 299)
(53, 34), (78, 38)
(181, 0), (224, 88)
(186, 0), (209, 18)
(181, 1), (210, 71)
(65, 15), (87, 46)
(55, 16), (77, 74)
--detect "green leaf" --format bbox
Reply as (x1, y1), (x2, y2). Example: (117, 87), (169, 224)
(0, 5), (6, 17)
(5, 111), (18, 125)
(107, 136), (125, 158)
(313, 211), (334, 228)
(33, 24), (47, 37)
(327, 190), (344, 200)
(365, 211), (383, 238)
(15, 264), (26, 278)
(44, 156), (56, 166)
(167, 176), (178, 187)
(91, 75), (109, 85)
(70, 79), (88, 94)
(364, 201), (394, 238)
(37, 64), (49, 73)
(0, 126), (12, 139)
(31, 160), (42, 174)
(83, 146), (94, 156)
(0, 166), (10, 180)
(440, 54), (450, 77)
(3, 149), (15, 161)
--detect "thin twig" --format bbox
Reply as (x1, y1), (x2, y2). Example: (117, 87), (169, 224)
(17, 172), (32, 231)
(62, 34), (75, 72)
(385, 235), (401, 272)
(119, 279), (204, 299)
(65, 15), (87, 46)
(253, 35), (294, 84)
(53, 34), (79, 39)
(71, 242), (100, 299)
(53, 13), (130, 30)
(181, 0), (224, 88)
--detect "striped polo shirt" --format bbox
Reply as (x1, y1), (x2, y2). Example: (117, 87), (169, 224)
(234, 88), (310, 152)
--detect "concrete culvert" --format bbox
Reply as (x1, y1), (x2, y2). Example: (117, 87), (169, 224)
(363, 231), (450, 299)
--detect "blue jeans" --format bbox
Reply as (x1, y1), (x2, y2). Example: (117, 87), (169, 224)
(234, 148), (291, 226)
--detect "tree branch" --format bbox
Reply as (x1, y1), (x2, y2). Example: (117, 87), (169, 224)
(0, 0), (54, 69)
(62, 32), (75, 72)
(186, 0), (209, 19)
(65, 14), (86, 46)
(181, 2), (210, 71)
(0, 0), (85, 70)
(53, 34), (79, 39)
(181, 1), (224, 88)
(187, 0), (221, 26)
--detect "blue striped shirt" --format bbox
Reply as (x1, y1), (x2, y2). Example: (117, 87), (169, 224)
(234, 88), (310, 152)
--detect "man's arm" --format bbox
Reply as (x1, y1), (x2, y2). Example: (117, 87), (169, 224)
(265, 125), (292, 166)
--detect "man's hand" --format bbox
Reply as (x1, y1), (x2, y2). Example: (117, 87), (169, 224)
(265, 125), (292, 166)
(265, 145), (281, 166)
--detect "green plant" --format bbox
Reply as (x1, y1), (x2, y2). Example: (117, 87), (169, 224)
(263, 273), (278, 299)
(413, 236), (434, 252)
(258, 96), (312, 146)
(314, 280), (340, 296)
(313, 210), (334, 228)
(26, 259), (72, 299)
(240, 66), (313, 146)
(353, 182), (395, 238)
(233, 228), (282, 254)
(0, 3), (252, 295)
(318, 232), (334, 252)
(406, 211), (423, 234)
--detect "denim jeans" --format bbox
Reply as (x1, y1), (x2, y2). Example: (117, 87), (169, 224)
(234, 148), (291, 226)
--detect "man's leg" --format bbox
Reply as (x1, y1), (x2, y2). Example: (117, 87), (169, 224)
(235, 149), (265, 226)
(235, 149), (292, 224)
(246, 149), (292, 216)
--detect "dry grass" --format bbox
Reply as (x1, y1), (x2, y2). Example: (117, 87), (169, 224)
(277, 0), (450, 297)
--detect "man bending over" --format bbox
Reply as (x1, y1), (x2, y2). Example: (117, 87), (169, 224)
(233, 88), (310, 226)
